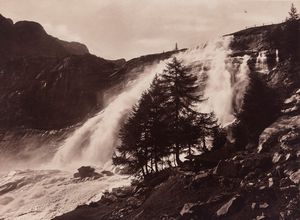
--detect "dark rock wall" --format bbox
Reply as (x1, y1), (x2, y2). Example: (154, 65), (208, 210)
(0, 14), (180, 130)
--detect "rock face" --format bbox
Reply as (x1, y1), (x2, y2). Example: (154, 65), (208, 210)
(0, 14), (89, 63)
(216, 195), (243, 217)
(0, 14), (180, 130)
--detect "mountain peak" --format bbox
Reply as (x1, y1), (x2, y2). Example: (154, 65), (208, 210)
(0, 14), (89, 61)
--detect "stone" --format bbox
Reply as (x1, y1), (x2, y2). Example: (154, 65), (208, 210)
(268, 178), (274, 187)
(101, 170), (114, 176)
(180, 203), (196, 216)
(112, 186), (134, 198)
(102, 194), (118, 203)
(191, 172), (211, 188)
(256, 213), (266, 220)
(259, 203), (269, 209)
(216, 195), (243, 217)
(272, 152), (281, 163)
(289, 169), (300, 184)
(73, 166), (103, 179)
(126, 197), (142, 208)
(214, 160), (239, 178)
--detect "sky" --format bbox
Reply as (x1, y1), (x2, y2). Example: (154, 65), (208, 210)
(0, 0), (299, 60)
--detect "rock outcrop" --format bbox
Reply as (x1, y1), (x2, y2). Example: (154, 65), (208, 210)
(73, 166), (103, 179)
(0, 14), (181, 130)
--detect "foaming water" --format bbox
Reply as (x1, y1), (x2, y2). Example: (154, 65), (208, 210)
(256, 51), (269, 73)
(0, 169), (131, 220)
(51, 62), (168, 169)
(178, 37), (250, 125)
(233, 55), (250, 112)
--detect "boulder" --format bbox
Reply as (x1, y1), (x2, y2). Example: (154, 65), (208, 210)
(214, 160), (239, 178)
(112, 186), (134, 198)
(73, 166), (103, 179)
(102, 193), (118, 204)
(180, 203), (197, 216)
(289, 169), (300, 184)
(101, 170), (114, 176)
(259, 203), (269, 209)
(126, 197), (142, 208)
(216, 195), (244, 217)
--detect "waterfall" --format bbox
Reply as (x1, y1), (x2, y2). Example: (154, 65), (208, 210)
(232, 55), (250, 113)
(276, 49), (279, 63)
(255, 51), (269, 73)
(51, 62), (167, 169)
(51, 36), (251, 169)
(0, 37), (253, 220)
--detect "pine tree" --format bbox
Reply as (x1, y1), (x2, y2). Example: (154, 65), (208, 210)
(114, 58), (219, 174)
(113, 92), (152, 176)
(288, 3), (299, 21)
(211, 126), (227, 151)
(196, 112), (219, 152)
(286, 3), (300, 60)
(144, 75), (170, 172)
(113, 76), (170, 176)
(160, 57), (202, 165)
(113, 106), (142, 175)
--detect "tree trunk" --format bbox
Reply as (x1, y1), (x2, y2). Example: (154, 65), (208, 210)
(145, 163), (149, 175)
(154, 146), (159, 172)
(141, 166), (146, 177)
(202, 137), (208, 152)
(175, 143), (182, 165)
(188, 144), (192, 157)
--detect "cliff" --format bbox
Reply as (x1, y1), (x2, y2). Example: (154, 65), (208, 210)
(0, 14), (181, 130)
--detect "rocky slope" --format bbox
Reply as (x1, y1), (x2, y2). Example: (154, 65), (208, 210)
(54, 20), (300, 220)
(0, 14), (181, 130)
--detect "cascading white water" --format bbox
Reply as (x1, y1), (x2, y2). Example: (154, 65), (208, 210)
(276, 49), (279, 63)
(51, 37), (251, 168)
(52, 36), (251, 169)
(51, 62), (168, 169)
(0, 36), (252, 220)
(178, 37), (250, 125)
(232, 55), (250, 112)
(256, 50), (269, 73)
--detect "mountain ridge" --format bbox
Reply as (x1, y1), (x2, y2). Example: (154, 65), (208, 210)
(0, 14), (183, 130)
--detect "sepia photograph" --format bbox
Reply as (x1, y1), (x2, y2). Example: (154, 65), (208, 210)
(0, 0), (299, 219)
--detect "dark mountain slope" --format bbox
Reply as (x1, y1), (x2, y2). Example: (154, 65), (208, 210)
(0, 14), (181, 130)
(0, 14), (89, 63)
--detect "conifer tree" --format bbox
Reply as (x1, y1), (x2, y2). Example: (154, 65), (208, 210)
(113, 75), (169, 176)
(195, 112), (219, 152)
(288, 3), (299, 21)
(113, 103), (149, 176)
(114, 58), (220, 175)
(144, 75), (170, 172)
(160, 57), (202, 165)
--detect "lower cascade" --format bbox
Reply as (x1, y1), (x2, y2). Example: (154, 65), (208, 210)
(0, 37), (253, 219)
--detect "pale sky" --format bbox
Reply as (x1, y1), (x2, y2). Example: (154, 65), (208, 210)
(0, 0), (299, 60)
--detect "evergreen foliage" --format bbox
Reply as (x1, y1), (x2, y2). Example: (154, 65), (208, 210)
(113, 58), (220, 177)
(288, 3), (299, 21)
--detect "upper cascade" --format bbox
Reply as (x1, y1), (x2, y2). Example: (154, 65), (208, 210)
(51, 36), (252, 169)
